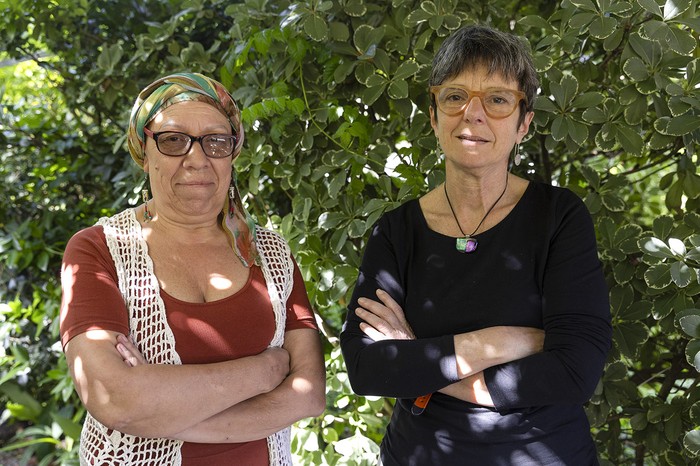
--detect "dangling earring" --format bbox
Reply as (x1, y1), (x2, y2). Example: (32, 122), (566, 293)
(514, 143), (522, 166)
(142, 174), (153, 222)
(228, 182), (236, 218)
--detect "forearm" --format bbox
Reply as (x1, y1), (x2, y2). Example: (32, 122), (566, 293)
(437, 372), (494, 407)
(453, 326), (544, 378)
(172, 369), (325, 443)
(67, 332), (287, 438)
(341, 332), (460, 398)
(172, 328), (326, 443)
(92, 359), (281, 437)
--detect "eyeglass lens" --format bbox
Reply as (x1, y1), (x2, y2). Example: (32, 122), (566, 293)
(436, 88), (520, 117)
(156, 132), (236, 158)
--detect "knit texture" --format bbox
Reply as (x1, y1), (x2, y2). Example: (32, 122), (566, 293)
(79, 209), (292, 465)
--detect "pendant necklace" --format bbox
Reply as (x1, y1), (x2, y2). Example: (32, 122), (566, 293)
(444, 174), (509, 253)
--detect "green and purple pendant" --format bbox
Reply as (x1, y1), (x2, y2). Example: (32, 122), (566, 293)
(456, 236), (478, 253)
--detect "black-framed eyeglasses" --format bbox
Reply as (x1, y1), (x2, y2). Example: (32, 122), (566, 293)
(143, 127), (237, 158)
(429, 85), (527, 119)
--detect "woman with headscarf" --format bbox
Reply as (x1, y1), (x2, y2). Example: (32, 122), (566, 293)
(60, 72), (325, 466)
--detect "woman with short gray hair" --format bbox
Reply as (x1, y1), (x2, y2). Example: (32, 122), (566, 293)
(341, 25), (611, 465)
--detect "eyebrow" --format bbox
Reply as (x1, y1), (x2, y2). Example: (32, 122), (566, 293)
(442, 85), (518, 91)
(156, 123), (232, 133)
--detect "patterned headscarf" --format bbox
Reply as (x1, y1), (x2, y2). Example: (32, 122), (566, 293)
(127, 72), (258, 267)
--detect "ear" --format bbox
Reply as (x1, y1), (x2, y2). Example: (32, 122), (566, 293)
(516, 111), (534, 143)
(143, 154), (149, 173)
(429, 106), (438, 134)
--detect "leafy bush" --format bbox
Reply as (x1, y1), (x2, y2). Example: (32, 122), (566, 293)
(1, 0), (700, 464)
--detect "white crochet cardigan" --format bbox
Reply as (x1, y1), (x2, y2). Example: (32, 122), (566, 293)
(79, 209), (293, 465)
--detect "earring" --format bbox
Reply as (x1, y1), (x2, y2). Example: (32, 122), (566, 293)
(142, 174), (153, 222)
(514, 144), (522, 166)
(228, 183), (236, 218)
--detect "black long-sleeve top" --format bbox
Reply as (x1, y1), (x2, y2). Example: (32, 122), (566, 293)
(340, 182), (611, 465)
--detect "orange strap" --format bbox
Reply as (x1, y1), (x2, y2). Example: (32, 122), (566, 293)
(411, 393), (432, 415)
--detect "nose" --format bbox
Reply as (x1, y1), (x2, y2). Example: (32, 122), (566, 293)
(183, 139), (210, 168)
(462, 95), (487, 123)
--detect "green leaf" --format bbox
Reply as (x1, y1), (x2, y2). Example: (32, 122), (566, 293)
(50, 411), (83, 440)
(551, 115), (567, 141)
(572, 92), (605, 108)
(610, 285), (634, 319)
(604, 27), (625, 51)
(685, 429), (700, 456)
(362, 84), (386, 106)
(614, 223), (643, 249)
(666, 179), (684, 211)
(624, 96), (647, 125)
(534, 96), (559, 113)
(388, 79), (408, 99)
(0, 383), (42, 422)
(97, 43), (123, 74)
(601, 192), (626, 212)
(37, 250), (49, 272)
(648, 403), (674, 423)
(686, 58), (700, 87)
(680, 314), (700, 338)
(520, 15), (555, 30)
(666, 115), (700, 136)
(613, 261), (635, 284)
(630, 412), (648, 430)
(639, 237), (675, 259)
(568, 0), (596, 11)
(532, 53), (554, 72)
(644, 263), (673, 289)
(393, 60), (419, 80)
(582, 107), (608, 124)
(613, 321), (649, 358)
(568, 12), (595, 29)
(589, 15), (617, 39)
(353, 24), (384, 55)
(629, 32), (662, 67)
(344, 0), (367, 16)
(671, 261), (693, 287)
(603, 361), (627, 381)
(304, 15), (328, 41)
(685, 339), (700, 369)
(652, 217), (674, 240)
(683, 173), (700, 199)
(666, 27), (696, 56)
(550, 75), (579, 109)
(567, 119), (589, 146)
(615, 124), (644, 156)
(668, 238), (686, 256)
(318, 212), (346, 230)
(621, 300), (653, 321)
(579, 164), (600, 189)
(662, 0), (691, 21)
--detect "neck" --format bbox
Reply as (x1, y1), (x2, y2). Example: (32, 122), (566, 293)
(444, 167), (510, 215)
(140, 206), (225, 246)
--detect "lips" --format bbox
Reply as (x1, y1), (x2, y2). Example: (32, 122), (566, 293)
(457, 134), (489, 142)
(178, 181), (214, 186)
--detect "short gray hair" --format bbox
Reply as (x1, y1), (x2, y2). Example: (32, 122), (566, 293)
(429, 25), (539, 121)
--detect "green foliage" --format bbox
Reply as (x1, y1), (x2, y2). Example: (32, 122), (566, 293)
(1, 0), (700, 464)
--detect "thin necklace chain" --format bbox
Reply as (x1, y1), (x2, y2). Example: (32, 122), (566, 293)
(444, 174), (509, 238)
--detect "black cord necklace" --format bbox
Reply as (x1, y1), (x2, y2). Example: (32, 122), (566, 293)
(444, 174), (509, 253)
